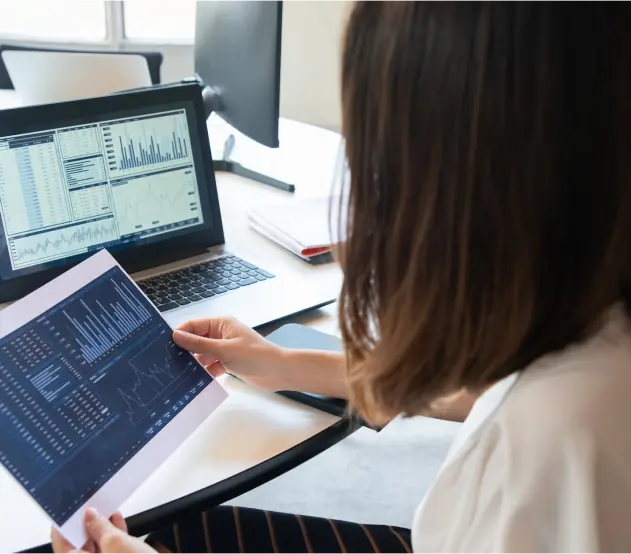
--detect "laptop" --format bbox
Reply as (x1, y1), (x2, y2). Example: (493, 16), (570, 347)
(0, 83), (336, 329)
(1, 50), (152, 106)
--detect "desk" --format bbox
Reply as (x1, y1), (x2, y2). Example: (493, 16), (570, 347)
(0, 90), (352, 552)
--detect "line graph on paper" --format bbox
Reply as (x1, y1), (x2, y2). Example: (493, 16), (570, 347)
(111, 168), (201, 237)
(8, 217), (119, 269)
(118, 336), (195, 425)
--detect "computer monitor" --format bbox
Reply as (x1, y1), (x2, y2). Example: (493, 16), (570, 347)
(194, 1), (282, 149)
(0, 84), (223, 304)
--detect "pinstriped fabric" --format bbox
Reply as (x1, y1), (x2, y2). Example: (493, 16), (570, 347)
(360, 524), (380, 553)
(202, 511), (212, 553)
(295, 514), (314, 553)
(172, 523), (182, 553)
(328, 519), (348, 553)
(147, 506), (412, 553)
(265, 510), (279, 553)
(233, 507), (244, 553)
(389, 526), (412, 553)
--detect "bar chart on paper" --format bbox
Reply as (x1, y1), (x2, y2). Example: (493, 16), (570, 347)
(61, 276), (152, 364)
(102, 110), (193, 179)
(0, 263), (213, 525)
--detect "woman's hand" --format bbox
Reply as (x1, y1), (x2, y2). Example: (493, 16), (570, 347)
(173, 317), (293, 391)
(51, 508), (154, 553)
(173, 317), (349, 398)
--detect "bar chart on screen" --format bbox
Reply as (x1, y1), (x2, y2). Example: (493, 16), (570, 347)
(101, 110), (193, 180)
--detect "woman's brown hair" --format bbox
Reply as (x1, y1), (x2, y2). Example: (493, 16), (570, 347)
(338, 2), (631, 424)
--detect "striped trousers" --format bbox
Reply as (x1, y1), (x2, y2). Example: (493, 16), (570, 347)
(147, 506), (412, 553)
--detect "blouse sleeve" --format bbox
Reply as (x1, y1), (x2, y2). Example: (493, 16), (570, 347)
(492, 428), (631, 552)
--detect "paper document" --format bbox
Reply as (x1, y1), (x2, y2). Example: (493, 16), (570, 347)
(0, 250), (227, 547)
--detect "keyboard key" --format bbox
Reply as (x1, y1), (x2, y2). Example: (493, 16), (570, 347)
(168, 293), (182, 300)
(183, 290), (197, 298)
(157, 301), (179, 312)
(254, 274), (267, 281)
(225, 283), (239, 290)
(193, 286), (206, 293)
(218, 279), (231, 286)
(214, 286), (228, 293)
(189, 294), (203, 301)
(230, 269), (241, 275)
(257, 270), (275, 278)
(229, 276), (241, 282)
(200, 290), (216, 298)
(241, 261), (258, 270)
(177, 298), (192, 306)
(239, 277), (257, 286)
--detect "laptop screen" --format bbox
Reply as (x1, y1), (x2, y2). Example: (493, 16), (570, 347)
(0, 87), (219, 295)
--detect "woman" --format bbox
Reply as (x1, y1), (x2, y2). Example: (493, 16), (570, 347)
(53, 2), (631, 552)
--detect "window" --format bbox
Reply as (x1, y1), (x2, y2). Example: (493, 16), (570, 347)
(0, 1), (196, 45)
(0, 1), (107, 42)
(123, 1), (196, 43)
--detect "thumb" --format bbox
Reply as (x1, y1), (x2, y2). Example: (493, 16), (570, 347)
(84, 508), (124, 546)
(173, 329), (229, 357)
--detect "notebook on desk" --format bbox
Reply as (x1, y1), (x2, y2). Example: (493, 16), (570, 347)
(266, 324), (349, 419)
(247, 197), (336, 262)
(267, 324), (377, 430)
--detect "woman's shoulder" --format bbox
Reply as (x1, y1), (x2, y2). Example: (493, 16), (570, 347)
(414, 307), (631, 552)
(498, 305), (631, 448)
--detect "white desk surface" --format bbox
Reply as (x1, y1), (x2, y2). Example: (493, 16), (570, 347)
(0, 89), (347, 552)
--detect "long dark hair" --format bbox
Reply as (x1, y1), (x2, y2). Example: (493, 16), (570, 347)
(338, 2), (631, 424)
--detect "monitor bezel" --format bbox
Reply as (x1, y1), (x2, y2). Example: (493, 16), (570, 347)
(0, 83), (224, 304)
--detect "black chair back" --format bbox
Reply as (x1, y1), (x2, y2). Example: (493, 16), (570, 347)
(0, 45), (163, 89)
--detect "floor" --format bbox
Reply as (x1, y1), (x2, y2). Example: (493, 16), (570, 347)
(230, 414), (460, 529)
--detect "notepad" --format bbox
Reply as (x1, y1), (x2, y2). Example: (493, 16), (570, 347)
(247, 196), (336, 261)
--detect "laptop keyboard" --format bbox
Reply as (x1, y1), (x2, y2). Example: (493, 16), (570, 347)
(137, 255), (275, 312)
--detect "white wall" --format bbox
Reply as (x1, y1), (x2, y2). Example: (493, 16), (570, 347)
(161, 1), (349, 132)
(279, 1), (349, 132)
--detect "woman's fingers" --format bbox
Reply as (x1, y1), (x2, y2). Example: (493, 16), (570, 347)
(175, 318), (228, 339)
(173, 329), (229, 358)
(51, 527), (73, 553)
(203, 360), (227, 378)
(51, 527), (92, 553)
(85, 508), (122, 548)
(110, 512), (128, 533)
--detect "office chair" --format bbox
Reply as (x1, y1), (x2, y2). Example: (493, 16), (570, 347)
(0, 44), (163, 89)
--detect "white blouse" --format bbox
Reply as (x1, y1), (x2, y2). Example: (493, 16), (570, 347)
(413, 306), (631, 552)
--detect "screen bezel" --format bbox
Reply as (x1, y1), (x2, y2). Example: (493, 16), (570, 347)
(0, 83), (224, 304)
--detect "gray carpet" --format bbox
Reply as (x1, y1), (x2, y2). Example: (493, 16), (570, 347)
(231, 414), (460, 529)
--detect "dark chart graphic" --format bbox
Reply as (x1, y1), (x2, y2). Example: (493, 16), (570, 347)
(0, 267), (212, 525)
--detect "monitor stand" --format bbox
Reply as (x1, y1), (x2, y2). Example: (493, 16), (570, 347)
(212, 134), (295, 193)
(199, 80), (296, 193)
